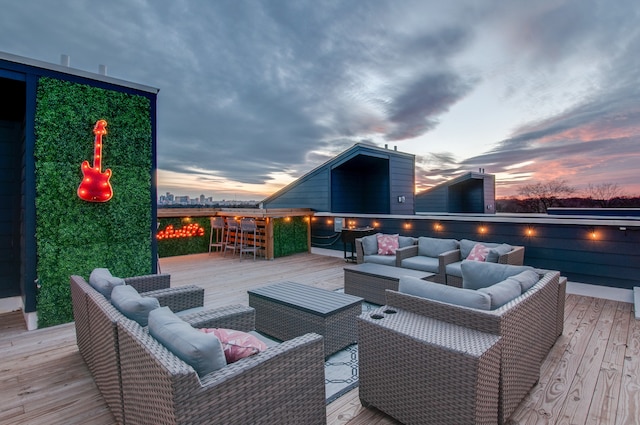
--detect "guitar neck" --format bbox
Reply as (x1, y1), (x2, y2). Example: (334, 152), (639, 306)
(93, 133), (103, 170)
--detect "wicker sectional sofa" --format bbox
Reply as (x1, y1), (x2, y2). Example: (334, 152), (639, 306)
(70, 273), (205, 424)
(70, 272), (327, 425)
(117, 309), (326, 425)
(357, 263), (565, 425)
(355, 234), (524, 285)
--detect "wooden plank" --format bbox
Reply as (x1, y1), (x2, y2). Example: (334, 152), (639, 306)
(615, 315), (640, 425)
(557, 299), (618, 423)
(587, 302), (632, 424)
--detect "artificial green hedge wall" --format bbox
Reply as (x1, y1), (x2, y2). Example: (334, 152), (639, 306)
(35, 77), (153, 327)
(273, 217), (308, 257)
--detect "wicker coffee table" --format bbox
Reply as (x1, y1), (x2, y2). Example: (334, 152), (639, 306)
(344, 263), (435, 305)
(248, 281), (363, 356)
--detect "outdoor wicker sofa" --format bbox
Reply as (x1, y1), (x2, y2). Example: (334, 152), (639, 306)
(358, 263), (563, 424)
(70, 273), (205, 425)
(116, 306), (327, 425)
(355, 235), (525, 286)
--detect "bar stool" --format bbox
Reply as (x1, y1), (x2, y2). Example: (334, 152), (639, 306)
(208, 216), (226, 254)
(223, 217), (240, 257)
(239, 218), (258, 261)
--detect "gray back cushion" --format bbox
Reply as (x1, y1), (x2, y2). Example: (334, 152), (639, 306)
(507, 270), (540, 292)
(461, 260), (534, 290)
(417, 237), (459, 258)
(111, 285), (160, 326)
(89, 268), (125, 300)
(361, 234), (381, 256)
(478, 279), (522, 309)
(398, 235), (416, 248)
(148, 307), (227, 376)
(459, 239), (501, 259)
(399, 275), (491, 310)
(485, 243), (513, 263)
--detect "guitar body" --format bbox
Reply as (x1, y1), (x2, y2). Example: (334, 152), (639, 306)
(78, 160), (113, 202)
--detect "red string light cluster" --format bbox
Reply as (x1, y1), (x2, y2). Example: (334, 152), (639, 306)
(157, 223), (205, 240)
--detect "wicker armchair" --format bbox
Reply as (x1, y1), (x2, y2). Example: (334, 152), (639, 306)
(70, 274), (205, 425)
(395, 244), (458, 284)
(377, 269), (561, 424)
(117, 306), (327, 425)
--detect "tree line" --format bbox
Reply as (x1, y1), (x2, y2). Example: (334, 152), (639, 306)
(496, 180), (640, 213)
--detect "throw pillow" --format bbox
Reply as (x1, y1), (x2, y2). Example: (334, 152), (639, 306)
(148, 307), (227, 376)
(110, 284), (160, 326)
(88, 268), (125, 300)
(398, 275), (491, 310)
(361, 234), (381, 256)
(199, 328), (268, 363)
(417, 237), (459, 257)
(461, 260), (534, 290)
(377, 234), (399, 255)
(467, 243), (490, 261)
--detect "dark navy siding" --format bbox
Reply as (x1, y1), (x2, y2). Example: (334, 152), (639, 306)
(311, 214), (640, 290)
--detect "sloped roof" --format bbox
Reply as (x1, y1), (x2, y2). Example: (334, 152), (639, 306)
(262, 143), (414, 203)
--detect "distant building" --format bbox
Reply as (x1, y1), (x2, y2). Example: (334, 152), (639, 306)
(415, 171), (496, 214)
(262, 143), (415, 214)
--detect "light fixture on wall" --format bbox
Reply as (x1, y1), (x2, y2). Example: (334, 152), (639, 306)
(433, 222), (442, 232)
(589, 227), (598, 240)
(525, 226), (535, 237)
(397, 195), (406, 203)
(478, 224), (487, 235)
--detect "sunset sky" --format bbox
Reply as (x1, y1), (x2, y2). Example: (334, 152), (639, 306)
(2, 0), (639, 200)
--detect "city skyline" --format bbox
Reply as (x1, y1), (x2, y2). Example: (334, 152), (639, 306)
(2, 1), (639, 201)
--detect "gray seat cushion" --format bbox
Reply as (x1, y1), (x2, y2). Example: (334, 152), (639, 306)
(399, 276), (491, 310)
(148, 307), (227, 376)
(364, 254), (397, 267)
(445, 261), (463, 278)
(401, 255), (440, 273)
(461, 260), (534, 290)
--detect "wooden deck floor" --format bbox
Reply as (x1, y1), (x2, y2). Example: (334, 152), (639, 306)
(1, 252), (638, 425)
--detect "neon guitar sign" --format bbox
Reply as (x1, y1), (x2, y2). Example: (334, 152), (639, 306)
(77, 119), (113, 202)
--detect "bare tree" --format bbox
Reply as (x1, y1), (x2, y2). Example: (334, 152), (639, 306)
(585, 183), (625, 207)
(517, 179), (576, 212)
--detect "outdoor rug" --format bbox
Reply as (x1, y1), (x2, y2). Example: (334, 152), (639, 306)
(257, 292), (377, 404)
(324, 292), (377, 404)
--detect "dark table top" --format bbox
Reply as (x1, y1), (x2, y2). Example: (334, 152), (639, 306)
(248, 281), (363, 317)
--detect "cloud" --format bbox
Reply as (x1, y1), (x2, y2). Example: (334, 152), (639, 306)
(2, 0), (640, 199)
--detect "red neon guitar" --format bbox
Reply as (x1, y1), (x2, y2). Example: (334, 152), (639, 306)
(77, 119), (113, 202)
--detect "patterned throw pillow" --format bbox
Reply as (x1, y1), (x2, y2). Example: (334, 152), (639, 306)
(377, 234), (399, 255)
(467, 243), (490, 261)
(199, 328), (268, 363)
